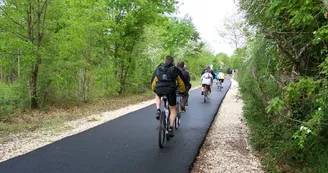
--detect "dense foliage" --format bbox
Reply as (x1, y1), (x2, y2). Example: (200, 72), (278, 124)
(0, 0), (218, 117)
(237, 0), (328, 172)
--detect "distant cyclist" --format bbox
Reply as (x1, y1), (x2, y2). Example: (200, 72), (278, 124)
(201, 69), (213, 97)
(214, 70), (220, 85)
(151, 55), (187, 137)
(218, 71), (225, 88)
(215, 71), (219, 80)
(201, 66), (215, 77)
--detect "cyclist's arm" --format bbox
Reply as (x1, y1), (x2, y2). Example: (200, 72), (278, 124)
(200, 74), (205, 81)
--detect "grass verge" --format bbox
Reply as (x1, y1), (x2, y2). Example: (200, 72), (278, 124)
(191, 79), (201, 89)
(0, 90), (154, 138)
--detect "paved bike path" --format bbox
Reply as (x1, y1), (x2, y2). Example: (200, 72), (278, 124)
(0, 79), (231, 173)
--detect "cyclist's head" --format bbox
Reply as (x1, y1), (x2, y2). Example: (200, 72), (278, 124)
(165, 55), (174, 65)
(177, 61), (184, 68)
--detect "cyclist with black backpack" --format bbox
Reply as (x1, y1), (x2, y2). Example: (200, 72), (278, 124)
(151, 55), (187, 137)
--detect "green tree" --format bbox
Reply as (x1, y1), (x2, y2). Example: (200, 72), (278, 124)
(237, 0), (328, 171)
(0, 0), (56, 108)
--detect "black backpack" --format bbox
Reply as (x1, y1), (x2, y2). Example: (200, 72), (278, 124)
(155, 64), (176, 88)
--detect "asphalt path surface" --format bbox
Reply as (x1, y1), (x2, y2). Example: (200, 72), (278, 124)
(0, 78), (231, 173)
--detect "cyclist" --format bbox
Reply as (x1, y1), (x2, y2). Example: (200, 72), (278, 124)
(176, 61), (191, 112)
(214, 70), (220, 85)
(201, 66), (215, 77)
(208, 68), (215, 89)
(151, 55), (187, 137)
(218, 71), (225, 88)
(201, 69), (213, 97)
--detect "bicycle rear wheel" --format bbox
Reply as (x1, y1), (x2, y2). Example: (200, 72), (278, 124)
(175, 116), (180, 129)
(158, 111), (166, 148)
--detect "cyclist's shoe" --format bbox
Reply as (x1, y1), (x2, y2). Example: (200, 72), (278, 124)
(156, 109), (161, 120)
(168, 127), (174, 138)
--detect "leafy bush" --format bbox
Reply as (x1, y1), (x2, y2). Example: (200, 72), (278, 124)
(0, 82), (29, 118)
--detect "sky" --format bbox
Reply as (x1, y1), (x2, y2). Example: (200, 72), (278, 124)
(176, 0), (238, 56)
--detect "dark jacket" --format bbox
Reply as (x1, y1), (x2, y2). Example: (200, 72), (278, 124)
(151, 63), (187, 94)
(179, 67), (191, 91)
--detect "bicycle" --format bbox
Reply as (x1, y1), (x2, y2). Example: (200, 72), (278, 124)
(175, 94), (182, 129)
(216, 79), (222, 91)
(158, 95), (172, 148)
(203, 85), (210, 103)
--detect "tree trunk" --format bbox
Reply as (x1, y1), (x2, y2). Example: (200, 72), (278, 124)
(31, 62), (39, 109)
(118, 61), (124, 94)
(113, 43), (119, 77)
(29, 0), (48, 109)
(79, 66), (87, 102)
(18, 50), (21, 77)
(0, 65), (2, 80)
(104, 75), (109, 90)
(7, 64), (11, 83)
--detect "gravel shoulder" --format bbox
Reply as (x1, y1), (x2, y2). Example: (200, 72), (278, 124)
(191, 79), (264, 173)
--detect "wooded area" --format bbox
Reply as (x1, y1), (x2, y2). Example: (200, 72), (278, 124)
(0, 0), (221, 117)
